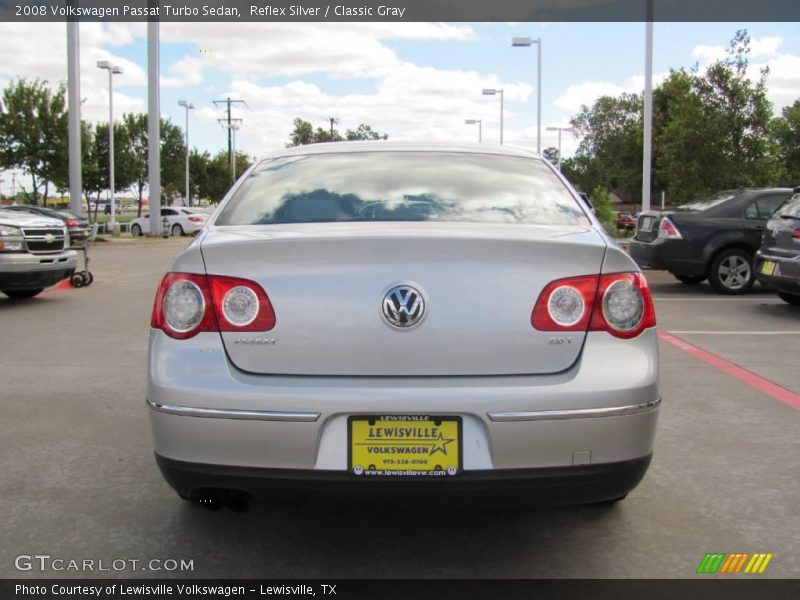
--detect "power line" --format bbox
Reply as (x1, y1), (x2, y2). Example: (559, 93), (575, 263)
(213, 97), (244, 183)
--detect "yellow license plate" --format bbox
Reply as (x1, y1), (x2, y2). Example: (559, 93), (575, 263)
(760, 260), (776, 276)
(349, 415), (461, 477)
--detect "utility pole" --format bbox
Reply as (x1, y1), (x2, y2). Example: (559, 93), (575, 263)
(226, 123), (240, 181)
(214, 97), (244, 184)
(329, 117), (338, 138)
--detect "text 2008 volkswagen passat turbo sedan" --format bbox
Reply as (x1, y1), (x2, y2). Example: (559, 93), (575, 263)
(147, 142), (660, 508)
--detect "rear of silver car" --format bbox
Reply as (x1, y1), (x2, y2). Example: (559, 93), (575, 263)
(147, 144), (659, 506)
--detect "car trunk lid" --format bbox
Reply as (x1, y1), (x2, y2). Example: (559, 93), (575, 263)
(199, 222), (607, 376)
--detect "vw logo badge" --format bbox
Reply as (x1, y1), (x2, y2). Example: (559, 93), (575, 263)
(382, 285), (425, 329)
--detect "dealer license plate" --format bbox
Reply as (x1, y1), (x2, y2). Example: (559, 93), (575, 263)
(760, 260), (776, 276)
(348, 415), (462, 477)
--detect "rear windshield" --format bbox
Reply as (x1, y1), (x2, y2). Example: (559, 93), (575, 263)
(776, 194), (800, 219)
(677, 192), (735, 212)
(215, 152), (589, 226)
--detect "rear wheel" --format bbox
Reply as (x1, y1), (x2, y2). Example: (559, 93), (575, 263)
(709, 249), (754, 295)
(673, 274), (705, 285)
(131, 224), (142, 237)
(2, 288), (44, 299)
(777, 291), (800, 306)
(171, 224), (184, 237)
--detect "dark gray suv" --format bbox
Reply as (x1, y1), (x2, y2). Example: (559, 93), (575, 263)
(755, 190), (800, 305)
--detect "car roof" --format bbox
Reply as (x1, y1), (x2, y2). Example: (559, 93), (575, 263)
(264, 141), (543, 161)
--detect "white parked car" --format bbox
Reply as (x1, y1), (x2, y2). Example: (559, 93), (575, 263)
(130, 207), (209, 237)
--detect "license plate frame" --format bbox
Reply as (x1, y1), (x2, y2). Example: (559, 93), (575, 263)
(348, 415), (462, 477)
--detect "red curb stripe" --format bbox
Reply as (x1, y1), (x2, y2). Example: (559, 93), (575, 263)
(40, 279), (74, 296)
(658, 330), (800, 412)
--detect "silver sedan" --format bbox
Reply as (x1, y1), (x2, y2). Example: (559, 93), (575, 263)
(147, 142), (660, 508)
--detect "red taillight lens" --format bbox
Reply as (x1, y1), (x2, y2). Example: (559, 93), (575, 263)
(188, 216), (205, 223)
(208, 275), (276, 332)
(532, 275), (598, 331)
(792, 229), (800, 243)
(64, 219), (80, 227)
(532, 272), (656, 339)
(658, 217), (683, 240)
(151, 273), (275, 339)
(590, 272), (656, 339)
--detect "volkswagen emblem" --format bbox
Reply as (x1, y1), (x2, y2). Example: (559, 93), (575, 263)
(382, 285), (426, 329)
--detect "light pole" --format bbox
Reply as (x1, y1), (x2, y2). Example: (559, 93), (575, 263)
(545, 126), (573, 171)
(482, 89), (504, 144)
(97, 60), (123, 231)
(178, 100), (194, 206)
(511, 37), (542, 155)
(465, 119), (482, 142)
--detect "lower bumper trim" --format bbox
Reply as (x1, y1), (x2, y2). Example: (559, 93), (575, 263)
(146, 399), (320, 422)
(155, 454), (653, 506)
(488, 398), (660, 422)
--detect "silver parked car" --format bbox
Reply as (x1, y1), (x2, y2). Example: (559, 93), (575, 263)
(147, 142), (660, 508)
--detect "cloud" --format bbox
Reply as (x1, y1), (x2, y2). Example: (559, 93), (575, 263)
(691, 35), (784, 65)
(554, 73), (668, 114)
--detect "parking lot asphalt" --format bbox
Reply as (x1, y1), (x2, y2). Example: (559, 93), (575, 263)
(1, 238), (798, 579)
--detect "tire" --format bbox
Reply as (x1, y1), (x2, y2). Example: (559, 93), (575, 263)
(673, 274), (706, 285)
(171, 224), (184, 237)
(708, 248), (754, 295)
(131, 224), (142, 238)
(70, 274), (85, 288)
(777, 291), (800, 306)
(3, 288), (44, 299)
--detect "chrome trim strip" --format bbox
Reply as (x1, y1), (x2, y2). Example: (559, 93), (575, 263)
(488, 398), (661, 422)
(146, 399), (320, 422)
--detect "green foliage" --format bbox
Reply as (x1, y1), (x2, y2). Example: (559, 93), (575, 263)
(566, 30), (794, 204)
(189, 149), (252, 204)
(772, 99), (800, 185)
(0, 78), (67, 204)
(288, 118), (388, 146)
(589, 186), (615, 228)
(542, 147), (560, 165)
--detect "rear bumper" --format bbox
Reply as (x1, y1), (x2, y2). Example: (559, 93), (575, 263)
(156, 453), (652, 506)
(147, 328), (660, 504)
(755, 251), (800, 294)
(628, 238), (706, 275)
(0, 251), (77, 290)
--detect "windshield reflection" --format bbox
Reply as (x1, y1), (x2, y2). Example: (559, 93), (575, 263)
(216, 152), (588, 227)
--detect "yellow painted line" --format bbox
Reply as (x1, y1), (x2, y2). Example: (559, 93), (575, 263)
(758, 554), (774, 574)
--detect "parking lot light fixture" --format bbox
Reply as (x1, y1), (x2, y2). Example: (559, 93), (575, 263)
(178, 100), (195, 206)
(97, 61), (124, 231)
(482, 89), (504, 144)
(511, 37), (542, 155)
(465, 119), (482, 142)
(546, 126), (574, 171)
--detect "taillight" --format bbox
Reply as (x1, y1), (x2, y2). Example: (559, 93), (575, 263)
(792, 229), (800, 243)
(188, 216), (205, 223)
(532, 272), (656, 339)
(658, 217), (683, 239)
(64, 218), (80, 227)
(151, 273), (275, 339)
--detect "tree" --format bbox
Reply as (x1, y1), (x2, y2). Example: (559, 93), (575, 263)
(656, 30), (779, 201)
(117, 113), (185, 216)
(0, 78), (68, 204)
(287, 118), (388, 146)
(191, 150), (253, 204)
(570, 92), (643, 200)
(542, 147), (560, 165)
(589, 186), (615, 229)
(345, 124), (388, 141)
(772, 99), (800, 186)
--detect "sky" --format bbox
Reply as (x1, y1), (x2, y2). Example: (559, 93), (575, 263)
(0, 21), (799, 195)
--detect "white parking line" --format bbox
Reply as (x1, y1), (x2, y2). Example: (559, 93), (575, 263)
(666, 331), (800, 335)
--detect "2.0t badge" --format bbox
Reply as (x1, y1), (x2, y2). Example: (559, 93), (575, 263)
(382, 285), (426, 329)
